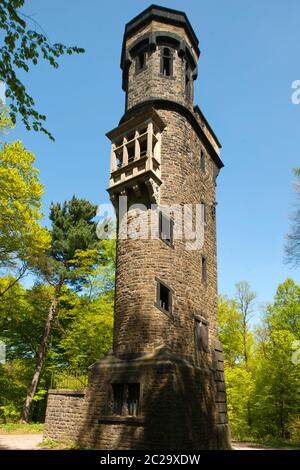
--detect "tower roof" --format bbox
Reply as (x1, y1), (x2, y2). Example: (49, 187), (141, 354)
(121, 4), (200, 69)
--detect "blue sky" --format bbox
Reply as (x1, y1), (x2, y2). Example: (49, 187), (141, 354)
(4, 0), (300, 317)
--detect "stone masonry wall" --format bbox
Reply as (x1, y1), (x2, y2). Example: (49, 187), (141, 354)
(126, 21), (196, 112)
(114, 107), (219, 367)
(44, 351), (230, 450)
(44, 390), (85, 443)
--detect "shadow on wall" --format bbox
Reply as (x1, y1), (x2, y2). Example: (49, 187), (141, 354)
(44, 300), (229, 449)
(75, 346), (229, 449)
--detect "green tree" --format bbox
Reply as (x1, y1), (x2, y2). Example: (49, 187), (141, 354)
(252, 279), (300, 439)
(218, 295), (244, 366)
(253, 330), (300, 438)
(0, 278), (52, 358)
(264, 278), (300, 337)
(225, 367), (253, 439)
(0, 243), (115, 423)
(0, 279), (54, 422)
(235, 281), (256, 367)
(0, 359), (34, 423)
(218, 289), (257, 438)
(0, 0), (84, 139)
(0, 132), (50, 293)
(20, 197), (100, 422)
(59, 295), (113, 369)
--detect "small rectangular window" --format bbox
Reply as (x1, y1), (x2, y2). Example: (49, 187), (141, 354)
(159, 283), (170, 312)
(163, 57), (171, 76)
(200, 150), (205, 172)
(161, 47), (172, 76)
(185, 74), (190, 97)
(185, 61), (191, 98)
(111, 383), (140, 417)
(112, 383), (124, 415)
(159, 211), (174, 245)
(195, 318), (209, 352)
(201, 256), (207, 283)
(156, 280), (172, 314)
(127, 383), (140, 416)
(136, 51), (146, 72)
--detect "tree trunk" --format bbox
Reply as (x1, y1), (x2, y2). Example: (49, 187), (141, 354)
(20, 283), (61, 423)
(243, 319), (248, 367)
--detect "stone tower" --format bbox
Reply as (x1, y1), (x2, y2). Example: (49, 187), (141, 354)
(44, 5), (230, 449)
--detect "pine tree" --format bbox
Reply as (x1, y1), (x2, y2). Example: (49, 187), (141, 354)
(20, 197), (99, 422)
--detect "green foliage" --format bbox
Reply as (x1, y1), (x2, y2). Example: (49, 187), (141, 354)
(0, 422), (44, 434)
(252, 330), (300, 439)
(218, 295), (244, 366)
(38, 438), (78, 449)
(288, 416), (300, 443)
(0, 359), (34, 423)
(58, 295), (113, 369)
(264, 278), (300, 337)
(0, 225), (115, 422)
(0, 279), (52, 358)
(19, 198), (115, 422)
(220, 278), (300, 442)
(0, 0), (84, 139)
(294, 167), (300, 177)
(0, 102), (13, 134)
(225, 367), (253, 439)
(38, 196), (99, 287)
(51, 369), (88, 390)
(0, 139), (50, 270)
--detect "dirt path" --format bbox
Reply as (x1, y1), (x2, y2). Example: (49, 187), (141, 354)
(0, 433), (43, 450)
(232, 441), (291, 450)
(0, 435), (292, 451)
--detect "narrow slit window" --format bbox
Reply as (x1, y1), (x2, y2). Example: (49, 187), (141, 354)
(195, 319), (209, 352)
(159, 211), (174, 245)
(127, 383), (140, 416)
(185, 61), (191, 98)
(201, 256), (207, 283)
(157, 281), (172, 314)
(161, 47), (172, 77)
(136, 51), (146, 72)
(185, 74), (190, 96)
(200, 150), (205, 172)
(112, 383), (124, 415)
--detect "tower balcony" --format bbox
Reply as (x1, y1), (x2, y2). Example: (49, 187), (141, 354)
(106, 108), (166, 205)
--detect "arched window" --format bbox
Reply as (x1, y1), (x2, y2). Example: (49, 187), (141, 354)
(161, 47), (173, 77)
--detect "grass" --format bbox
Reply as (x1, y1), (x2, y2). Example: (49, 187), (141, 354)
(39, 438), (81, 450)
(253, 438), (300, 450)
(0, 422), (44, 434)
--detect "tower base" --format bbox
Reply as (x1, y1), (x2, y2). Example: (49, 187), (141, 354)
(44, 345), (230, 449)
